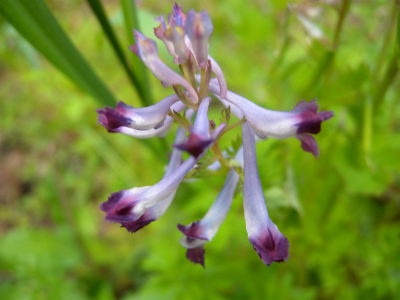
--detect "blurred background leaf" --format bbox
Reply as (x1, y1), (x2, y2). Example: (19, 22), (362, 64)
(0, 0), (115, 106)
(86, 0), (152, 106)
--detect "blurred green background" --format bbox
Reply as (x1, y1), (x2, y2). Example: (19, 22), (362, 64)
(1, 0), (399, 299)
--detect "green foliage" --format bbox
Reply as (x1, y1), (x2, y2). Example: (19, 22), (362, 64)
(86, 0), (151, 106)
(0, 1), (399, 300)
(0, 0), (115, 106)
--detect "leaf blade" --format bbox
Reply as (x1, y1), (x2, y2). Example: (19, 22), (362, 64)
(0, 0), (116, 106)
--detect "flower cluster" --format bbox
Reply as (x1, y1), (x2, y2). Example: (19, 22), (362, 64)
(97, 3), (333, 267)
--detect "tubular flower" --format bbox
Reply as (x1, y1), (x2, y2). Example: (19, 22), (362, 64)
(130, 30), (199, 103)
(242, 122), (290, 266)
(175, 97), (226, 157)
(100, 147), (203, 226)
(185, 10), (213, 69)
(207, 79), (333, 157)
(100, 102), (186, 139)
(96, 3), (333, 268)
(97, 94), (180, 131)
(120, 113), (192, 232)
(177, 146), (244, 267)
(154, 3), (190, 65)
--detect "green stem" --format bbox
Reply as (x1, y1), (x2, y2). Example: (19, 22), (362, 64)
(217, 118), (246, 143)
(373, 55), (398, 110)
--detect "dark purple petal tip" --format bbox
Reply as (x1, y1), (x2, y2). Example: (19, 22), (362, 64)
(174, 133), (212, 158)
(121, 215), (156, 233)
(186, 246), (205, 268)
(298, 134), (319, 157)
(177, 222), (208, 241)
(96, 107), (132, 131)
(292, 100), (334, 135)
(249, 226), (290, 267)
(99, 190), (139, 223)
(292, 99), (319, 113)
(296, 110), (334, 135)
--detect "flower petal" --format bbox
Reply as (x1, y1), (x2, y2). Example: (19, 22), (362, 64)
(178, 169), (240, 244)
(97, 94), (179, 131)
(242, 122), (290, 266)
(118, 122), (191, 232)
(208, 79), (333, 156)
(130, 30), (198, 103)
(175, 97), (226, 157)
(185, 10), (213, 69)
(186, 246), (205, 267)
(297, 133), (319, 157)
(208, 55), (227, 99)
(177, 147), (243, 266)
(109, 102), (186, 139)
(100, 110), (214, 226)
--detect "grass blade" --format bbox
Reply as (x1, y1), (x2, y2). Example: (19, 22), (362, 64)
(86, 0), (151, 106)
(120, 0), (153, 106)
(0, 0), (116, 106)
(397, 5), (400, 68)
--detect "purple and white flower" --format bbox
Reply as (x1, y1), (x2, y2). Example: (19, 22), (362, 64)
(100, 148), (199, 226)
(130, 30), (199, 103)
(242, 122), (290, 266)
(177, 147), (243, 267)
(175, 97), (226, 157)
(208, 78), (333, 157)
(185, 10), (213, 69)
(119, 113), (192, 232)
(97, 2), (333, 268)
(96, 94), (181, 132)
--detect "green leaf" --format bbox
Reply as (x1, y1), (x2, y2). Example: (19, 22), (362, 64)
(86, 0), (151, 106)
(0, 0), (116, 106)
(397, 6), (400, 68)
(120, 0), (153, 105)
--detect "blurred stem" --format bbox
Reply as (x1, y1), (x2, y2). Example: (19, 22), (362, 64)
(373, 55), (398, 110)
(373, 1), (398, 80)
(362, 96), (373, 168)
(86, 0), (150, 106)
(54, 164), (95, 267)
(217, 118), (246, 144)
(210, 143), (230, 167)
(270, 6), (291, 73)
(397, 1), (400, 67)
(332, 0), (351, 51)
(306, 0), (350, 92)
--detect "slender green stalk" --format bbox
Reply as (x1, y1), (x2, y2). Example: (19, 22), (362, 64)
(305, 0), (351, 92)
(120, 0), (153, 106)
(396, 2), (400, 68)
(373, 55), (398, 110)
(86, 0), (149, 106)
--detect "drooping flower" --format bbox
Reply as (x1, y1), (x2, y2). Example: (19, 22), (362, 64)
(96, 94), (181, 132)
(97, 2), (333, 268)
(100, 152), (198, 226)
(175, 97), (226, 157)
(208, 79), (333, 157)
(99, 109), (225, 226)
(242, 122), (290, 266)
(98, 102), (186, 139)
(120, 112), (193, 232)
(177, 146), (243, 267)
